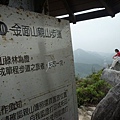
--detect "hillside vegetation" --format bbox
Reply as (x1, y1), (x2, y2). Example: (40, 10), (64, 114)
(76, 70), (111, 107)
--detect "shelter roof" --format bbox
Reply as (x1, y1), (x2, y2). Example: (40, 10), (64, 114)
(47, 0), (120, 23)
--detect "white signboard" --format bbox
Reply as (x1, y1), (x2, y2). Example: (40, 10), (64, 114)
(0, 5), (78, 120)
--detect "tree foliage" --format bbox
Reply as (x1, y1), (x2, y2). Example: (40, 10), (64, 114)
(76, 70), (111, 107)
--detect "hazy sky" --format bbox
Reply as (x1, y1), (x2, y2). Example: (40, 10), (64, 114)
(70, 12), (120, 53)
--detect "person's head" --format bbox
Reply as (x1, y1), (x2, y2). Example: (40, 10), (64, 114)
(115, 49), (119, 53)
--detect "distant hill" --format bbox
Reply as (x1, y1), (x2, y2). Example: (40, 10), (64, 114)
(73, 49), (113, 77)
(74, 63), (103, 78)
(74, 49), (104, 65)
(73, 49), (113, 66)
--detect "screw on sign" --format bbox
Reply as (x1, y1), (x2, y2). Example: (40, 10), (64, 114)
(0, 21), (8, 35)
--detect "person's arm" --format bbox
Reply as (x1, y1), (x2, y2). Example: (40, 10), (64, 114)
(113, 53), (118, 58)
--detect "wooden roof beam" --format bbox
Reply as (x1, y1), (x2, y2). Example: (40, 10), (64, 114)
(61, 0), (76, 24)
(63, 9), (111, 22)
(99, 0), (115, 17)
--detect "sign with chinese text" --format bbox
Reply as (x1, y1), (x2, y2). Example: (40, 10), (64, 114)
(0, 5), (78, 120)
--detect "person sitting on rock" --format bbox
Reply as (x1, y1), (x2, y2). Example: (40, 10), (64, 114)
(110, 49), (120, 69)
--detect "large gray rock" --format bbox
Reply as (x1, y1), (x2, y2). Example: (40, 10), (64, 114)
(114, 62), (120, 71)
(101, 68), (120, 86)
(91, 62), (120, 120)
(91, 82), (120, 120)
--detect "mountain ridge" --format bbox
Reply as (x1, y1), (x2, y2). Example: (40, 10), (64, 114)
(73, 48), (113, 77)
(73, 48), (113, 66)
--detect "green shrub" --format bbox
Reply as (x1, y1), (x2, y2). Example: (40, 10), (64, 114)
(76, 70), (111, 107)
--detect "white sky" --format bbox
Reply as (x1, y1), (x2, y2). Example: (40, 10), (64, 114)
(70, 12), (120, 53)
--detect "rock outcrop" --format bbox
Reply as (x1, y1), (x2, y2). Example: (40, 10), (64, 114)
(91, 82), (120, 120)
(114, 61), (120, 71)
(92, 63), (120, 120)
(101, 68), (120, 86)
